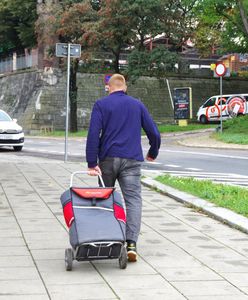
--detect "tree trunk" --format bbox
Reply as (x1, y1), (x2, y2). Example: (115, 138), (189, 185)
(69, 59), (78, 132)
(238, 0), (248, 37)
(113, 51), (120, 73)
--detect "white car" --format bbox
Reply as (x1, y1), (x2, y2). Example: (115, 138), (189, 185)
(0, 110), (24, 151)
(197, 94), (248, 124)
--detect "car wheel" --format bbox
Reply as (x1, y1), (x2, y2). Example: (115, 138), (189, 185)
(13, 146), (23, 151)
(200, 115), (208, 124)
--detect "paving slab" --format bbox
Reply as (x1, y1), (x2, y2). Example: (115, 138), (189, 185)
(0, 161), (248, 299)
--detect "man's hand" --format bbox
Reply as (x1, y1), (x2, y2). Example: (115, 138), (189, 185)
(146, 155), (155, 162)
(88, 166), (102, 176)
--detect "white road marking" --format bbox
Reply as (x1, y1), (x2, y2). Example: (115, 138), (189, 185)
(161, 149), (248, 161)
(145, 161), (162, 165)
(25, 141), (52, 145)
(142, 168), (248, 188)
(185, 167), (202, 171)
(24, 148), (83, 156)
(154, 169), (247, 177)
(165, 164), (181, 168)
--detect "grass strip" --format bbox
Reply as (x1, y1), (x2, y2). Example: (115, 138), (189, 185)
(30, 123), (213, 137)
(157, 124), (215, 133)
(156, 175), (248, 218)
(213, 115), (248, 145)
(34, 130), (88, 137)
(213, 133), (248, 145)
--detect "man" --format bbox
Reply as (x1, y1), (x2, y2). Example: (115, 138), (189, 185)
(86, 74), (160, 262)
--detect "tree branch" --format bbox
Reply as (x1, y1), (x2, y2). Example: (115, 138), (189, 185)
(238, 0), (248, 37)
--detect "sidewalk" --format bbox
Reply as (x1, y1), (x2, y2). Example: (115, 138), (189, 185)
(1, 160), (248, 299)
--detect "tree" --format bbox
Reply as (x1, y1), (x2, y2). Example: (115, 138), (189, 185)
(0, 0), (37, 55)
(127, 47), (178, 81)
(90, 0), (134, 73)
(54, 0), (98, 132)
(194, 0), (248, 55)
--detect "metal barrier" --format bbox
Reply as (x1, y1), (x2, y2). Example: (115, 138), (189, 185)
(0, 53), (38, 74)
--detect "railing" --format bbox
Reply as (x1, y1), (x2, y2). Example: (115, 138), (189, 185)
(0, 52), (38, 74)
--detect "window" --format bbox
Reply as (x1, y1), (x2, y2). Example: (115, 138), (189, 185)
(0, 111), (11, 122)
(217, 97), (227, 105)
(203, 97), (216, 108)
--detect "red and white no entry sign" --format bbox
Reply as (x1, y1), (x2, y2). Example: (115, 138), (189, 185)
(215, 63), (226, 77)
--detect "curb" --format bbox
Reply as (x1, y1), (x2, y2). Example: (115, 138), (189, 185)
(141, 177), (248, 234)
(178, 140), (248, 151)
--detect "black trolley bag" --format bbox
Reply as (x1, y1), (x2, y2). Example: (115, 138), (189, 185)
(60, 171), (128, 270)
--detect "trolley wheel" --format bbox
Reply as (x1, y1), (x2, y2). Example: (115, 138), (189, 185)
(65, 248), (73, 271)
(119, 246), (128, 269)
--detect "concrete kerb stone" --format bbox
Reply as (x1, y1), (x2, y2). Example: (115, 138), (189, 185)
(141, 177), (248, 235)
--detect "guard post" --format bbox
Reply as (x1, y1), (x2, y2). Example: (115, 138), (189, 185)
(173, 87), (192, 126)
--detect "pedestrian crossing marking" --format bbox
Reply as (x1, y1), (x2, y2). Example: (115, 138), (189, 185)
(142, 168), (248, 189)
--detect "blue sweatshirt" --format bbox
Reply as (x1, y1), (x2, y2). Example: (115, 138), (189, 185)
(86, 91), (161, 168)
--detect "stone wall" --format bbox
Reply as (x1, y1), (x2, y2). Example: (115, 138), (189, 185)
(0, 70), (248, 133)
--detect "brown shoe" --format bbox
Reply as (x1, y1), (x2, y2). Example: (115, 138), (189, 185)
(127, 241), (137, 262)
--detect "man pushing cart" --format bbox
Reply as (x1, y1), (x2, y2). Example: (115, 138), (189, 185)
(86, 74), (161, 262)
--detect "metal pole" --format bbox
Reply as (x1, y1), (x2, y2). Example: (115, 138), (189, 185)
(65, 44), (71, 162)
(220, 76), (223, 133)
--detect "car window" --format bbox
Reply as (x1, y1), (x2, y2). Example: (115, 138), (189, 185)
(203, 97), (216, 108)
(244, 96), (248, 102)
(0, 111), (12, 122)
(217, 97), (227, 105)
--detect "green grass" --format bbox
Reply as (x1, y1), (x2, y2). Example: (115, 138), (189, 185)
(213, 115), (248, 145)
(31, 123), (213, 137)
(36, 130), (88, 137)
(156, 175), (248, 217)
(157, 123), (214, 133)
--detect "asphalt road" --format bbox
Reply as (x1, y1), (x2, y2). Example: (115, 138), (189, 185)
(1, 134), (248, 187)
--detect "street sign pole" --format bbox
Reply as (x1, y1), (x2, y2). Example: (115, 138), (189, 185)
(220, 76), (223, 133)
(56, 42), (81, 162)
(65, 44), (71, 162)
(214, 63), (226, 134)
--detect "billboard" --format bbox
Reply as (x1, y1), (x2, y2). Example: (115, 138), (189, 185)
(173, 87), (192, 120)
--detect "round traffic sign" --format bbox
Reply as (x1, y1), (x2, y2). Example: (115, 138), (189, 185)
(215, 63), (226, 77)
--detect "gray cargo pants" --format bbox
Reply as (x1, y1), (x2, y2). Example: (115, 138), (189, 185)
(99, 157), (142, 243)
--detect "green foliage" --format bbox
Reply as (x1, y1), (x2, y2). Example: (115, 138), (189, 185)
(158, 123), (215, 133)
(222, 114), (248, 134)
(53, 0), (196, 74)
(90, 0), (101, 11)
(214, 115), (248, 145)
(127, 47), (178, 81)
(156, 175), (248, 217)
(0, 0), (37, 54)
(194, 0), (248, 55)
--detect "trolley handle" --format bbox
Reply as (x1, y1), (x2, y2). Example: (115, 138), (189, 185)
(70, 171), (105, 188)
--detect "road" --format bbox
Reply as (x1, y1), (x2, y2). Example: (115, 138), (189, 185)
(1, 133), (248, 187)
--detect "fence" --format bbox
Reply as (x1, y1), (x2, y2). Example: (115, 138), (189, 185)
(0, 52), (38, 74)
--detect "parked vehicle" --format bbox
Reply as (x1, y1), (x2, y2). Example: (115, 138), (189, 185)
(0, 110), (24, 151)
(197, 94), (248, 124)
